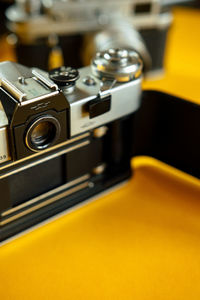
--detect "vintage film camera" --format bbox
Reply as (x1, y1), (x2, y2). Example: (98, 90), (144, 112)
(0, 48), (143, 242)
(0, 48), (199, 243)
(2, 0), (198, 72)
(5, 0), (174, 72)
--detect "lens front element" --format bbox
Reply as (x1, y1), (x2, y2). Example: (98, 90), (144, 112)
(26, 115), (61, 152)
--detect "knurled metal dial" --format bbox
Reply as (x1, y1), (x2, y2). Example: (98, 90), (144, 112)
(49, 66), (79, 87)
(92, 48), (143, 82)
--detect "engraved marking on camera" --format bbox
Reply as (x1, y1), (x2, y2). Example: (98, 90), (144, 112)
(2, 174), (90, 218)
(0, 140), (90, 179)
(0, 127), (11, 164)
(81, 121), (95, 128)
(0, 181), (90, 227)
(0, 132), (90, 171)
(30, 101), (51, 111)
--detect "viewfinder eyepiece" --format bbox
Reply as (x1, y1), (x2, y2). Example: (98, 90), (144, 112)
(25, 115), (61, 152)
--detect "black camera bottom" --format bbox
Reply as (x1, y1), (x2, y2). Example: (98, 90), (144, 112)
(0, 115), (133, 243)
(0, 164), (131, 243)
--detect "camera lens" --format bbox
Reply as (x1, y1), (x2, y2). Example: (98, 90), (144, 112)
(26, 115), (61, 152)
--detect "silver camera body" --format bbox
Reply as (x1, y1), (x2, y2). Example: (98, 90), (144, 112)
(0, 102), (10, 164)
(0, 48), (142, 163)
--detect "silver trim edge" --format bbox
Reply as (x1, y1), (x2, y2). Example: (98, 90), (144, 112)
(0, 181), (90, 226)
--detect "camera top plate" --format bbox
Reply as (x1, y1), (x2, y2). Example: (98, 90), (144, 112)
(0, 62), (58, 104)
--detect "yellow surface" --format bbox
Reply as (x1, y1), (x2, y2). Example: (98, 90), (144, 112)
(0, 36), (17, 62)
(0, 7), (200, 300)
(0, 157), (200, 300)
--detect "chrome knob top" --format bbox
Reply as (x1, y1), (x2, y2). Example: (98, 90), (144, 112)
(92, 48), (143, 82)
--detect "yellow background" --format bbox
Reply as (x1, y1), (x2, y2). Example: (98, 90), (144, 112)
(0, 7), (200, 300)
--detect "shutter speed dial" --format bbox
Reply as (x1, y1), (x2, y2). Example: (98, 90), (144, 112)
(49, 66), (79, 90)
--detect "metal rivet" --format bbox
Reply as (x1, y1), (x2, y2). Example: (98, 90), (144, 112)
(83, 76), (96, 86)
(93, 126), (108, 138)
(18, 77), (26, 85)
(93, 163), (106, 175)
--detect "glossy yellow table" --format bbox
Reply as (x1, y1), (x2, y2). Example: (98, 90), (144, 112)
(0, 7), (200, 300)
